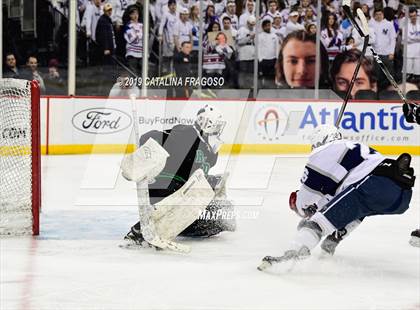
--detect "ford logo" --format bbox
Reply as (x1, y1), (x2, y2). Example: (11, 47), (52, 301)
(72, 108), (132, 134)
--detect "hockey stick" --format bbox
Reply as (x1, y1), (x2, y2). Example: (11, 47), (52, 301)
(335, 5), (370, 127)
(129, 94), (190, 253)
(342, 1), (419, 121)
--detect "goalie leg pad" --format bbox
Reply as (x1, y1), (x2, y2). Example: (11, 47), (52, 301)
(179, 199), (236, 237)
(151, 169), (215, 240)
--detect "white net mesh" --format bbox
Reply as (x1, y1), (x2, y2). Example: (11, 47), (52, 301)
(0, 79), (33, 235)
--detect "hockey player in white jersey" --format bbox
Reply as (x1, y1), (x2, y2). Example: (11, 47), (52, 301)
(258, 125), (415, 270)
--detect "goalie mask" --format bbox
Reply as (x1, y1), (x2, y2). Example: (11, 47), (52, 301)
(309, 125), (342, 150)
(195, 105), (226, 136)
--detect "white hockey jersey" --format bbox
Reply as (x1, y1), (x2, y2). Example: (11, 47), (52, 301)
(296, 140), (384, 217)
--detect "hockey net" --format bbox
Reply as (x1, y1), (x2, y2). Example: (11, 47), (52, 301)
(0, 79), (41, 236)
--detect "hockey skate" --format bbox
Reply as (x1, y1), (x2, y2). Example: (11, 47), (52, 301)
(320, 229), (345, 256)
(257, 246), (311, 272)
(120, 226), (153, 249)
(409, 229), (420, 248)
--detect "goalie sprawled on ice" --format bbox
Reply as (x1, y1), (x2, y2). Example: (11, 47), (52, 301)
(121, 104), (236, 250)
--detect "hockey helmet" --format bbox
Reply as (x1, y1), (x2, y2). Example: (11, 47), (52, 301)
(309, 124), (342, 150)
(196, 105), (226, 136)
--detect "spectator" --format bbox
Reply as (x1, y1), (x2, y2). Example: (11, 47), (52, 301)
(275, 30), (330, 89)
(220, 0), (239, 30)
(3, 53), (20, 79)
(237, 15), (257, 88)
(178, 0), (194, 12)
(369, 8), (397, 90)
(214, 0), (226, 16)
(203, 32), (235, 87)
(239, 0), (255, 28)
(123, 0), (155, 32)
(159, 0), (178, 74)
(258, 19), (280, 87)
(222, 17), (238, 41)
(174, 41), (193, 97)
(44, 58), (66, 95)
(174, 8), (193, 53)
(285, 11), (305, 36)
(341, 36), (356, 52)
(261, 0), (280, 23)
(330, 49), (377, 98)
(303, 7), (317, 27)
(81, 0), (102, 65)
(204, 3), (219, 30)
(321, 13), (344, 61)
(404, 7), (420, 84)
(306, 23), (317, 35)
(190, 4), (200, 69)
(272, 12), (286, 42)
(300, 0), (316, 17)
(23, 56), (46, 92)
(81, 0), (102, 42)
(124, 7), (144, 76)
(96, 3), (116, 65)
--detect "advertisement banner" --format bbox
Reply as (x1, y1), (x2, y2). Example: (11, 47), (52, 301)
(46, 98), (419, 155)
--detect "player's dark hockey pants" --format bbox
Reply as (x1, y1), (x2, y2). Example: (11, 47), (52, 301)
(319, 175), (412, 231)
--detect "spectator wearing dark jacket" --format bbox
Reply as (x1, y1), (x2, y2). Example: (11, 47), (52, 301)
(3, 52), (20, 79)
(96, 3), (116, 65)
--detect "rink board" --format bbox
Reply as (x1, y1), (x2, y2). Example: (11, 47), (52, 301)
(35, 97), (419, 155)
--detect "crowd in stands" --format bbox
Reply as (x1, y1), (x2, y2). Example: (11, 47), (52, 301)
(2, 0), (420, 98)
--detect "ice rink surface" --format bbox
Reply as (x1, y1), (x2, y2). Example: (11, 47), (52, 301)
(1, 154), (419, 310)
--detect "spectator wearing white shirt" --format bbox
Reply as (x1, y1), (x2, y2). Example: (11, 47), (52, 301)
(258, 19), (280, 87)
(404, 7), (420, 83)
(124, 7), (143, 76)
(239, 0), (255, 28)
(321, 13), (344, 61)
(159, 0), (178, 73)
(237, 15), (257, 88)
(174, 8), (193, 52)
(81, 0), (102, 42)
(369, 8), (397, 90)
(220, 0), (239, 30)
(272, 12), (286, 43)
(285, 10), (304, 36)
(214, 0), (227, 16)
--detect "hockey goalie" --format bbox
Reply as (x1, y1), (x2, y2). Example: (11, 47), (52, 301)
(120, 105), (236, 251)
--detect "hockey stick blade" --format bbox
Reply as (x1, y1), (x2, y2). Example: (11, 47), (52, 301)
(257, 255), (297, 272)
(356, 8), (369, 37)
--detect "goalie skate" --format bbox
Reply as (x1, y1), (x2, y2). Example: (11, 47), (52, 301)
(257, 246), (311, 272)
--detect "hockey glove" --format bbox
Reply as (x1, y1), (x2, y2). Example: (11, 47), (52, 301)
(403, 102), (420, 124)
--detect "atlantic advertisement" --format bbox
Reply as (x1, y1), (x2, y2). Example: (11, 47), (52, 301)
(45, 98), (419, 154)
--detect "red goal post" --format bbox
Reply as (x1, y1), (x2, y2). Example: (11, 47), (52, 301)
(0, 79), (41, 236)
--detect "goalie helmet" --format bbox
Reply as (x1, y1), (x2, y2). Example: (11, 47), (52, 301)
(195, 105), (226, 136)
(309, 125), (342, 150)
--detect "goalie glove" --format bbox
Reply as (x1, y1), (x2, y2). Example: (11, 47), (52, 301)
(403, 102), (420, 125)
(121, 138), (169, 182)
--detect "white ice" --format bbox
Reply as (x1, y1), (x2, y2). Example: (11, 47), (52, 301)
(1, 154), (419, 310)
